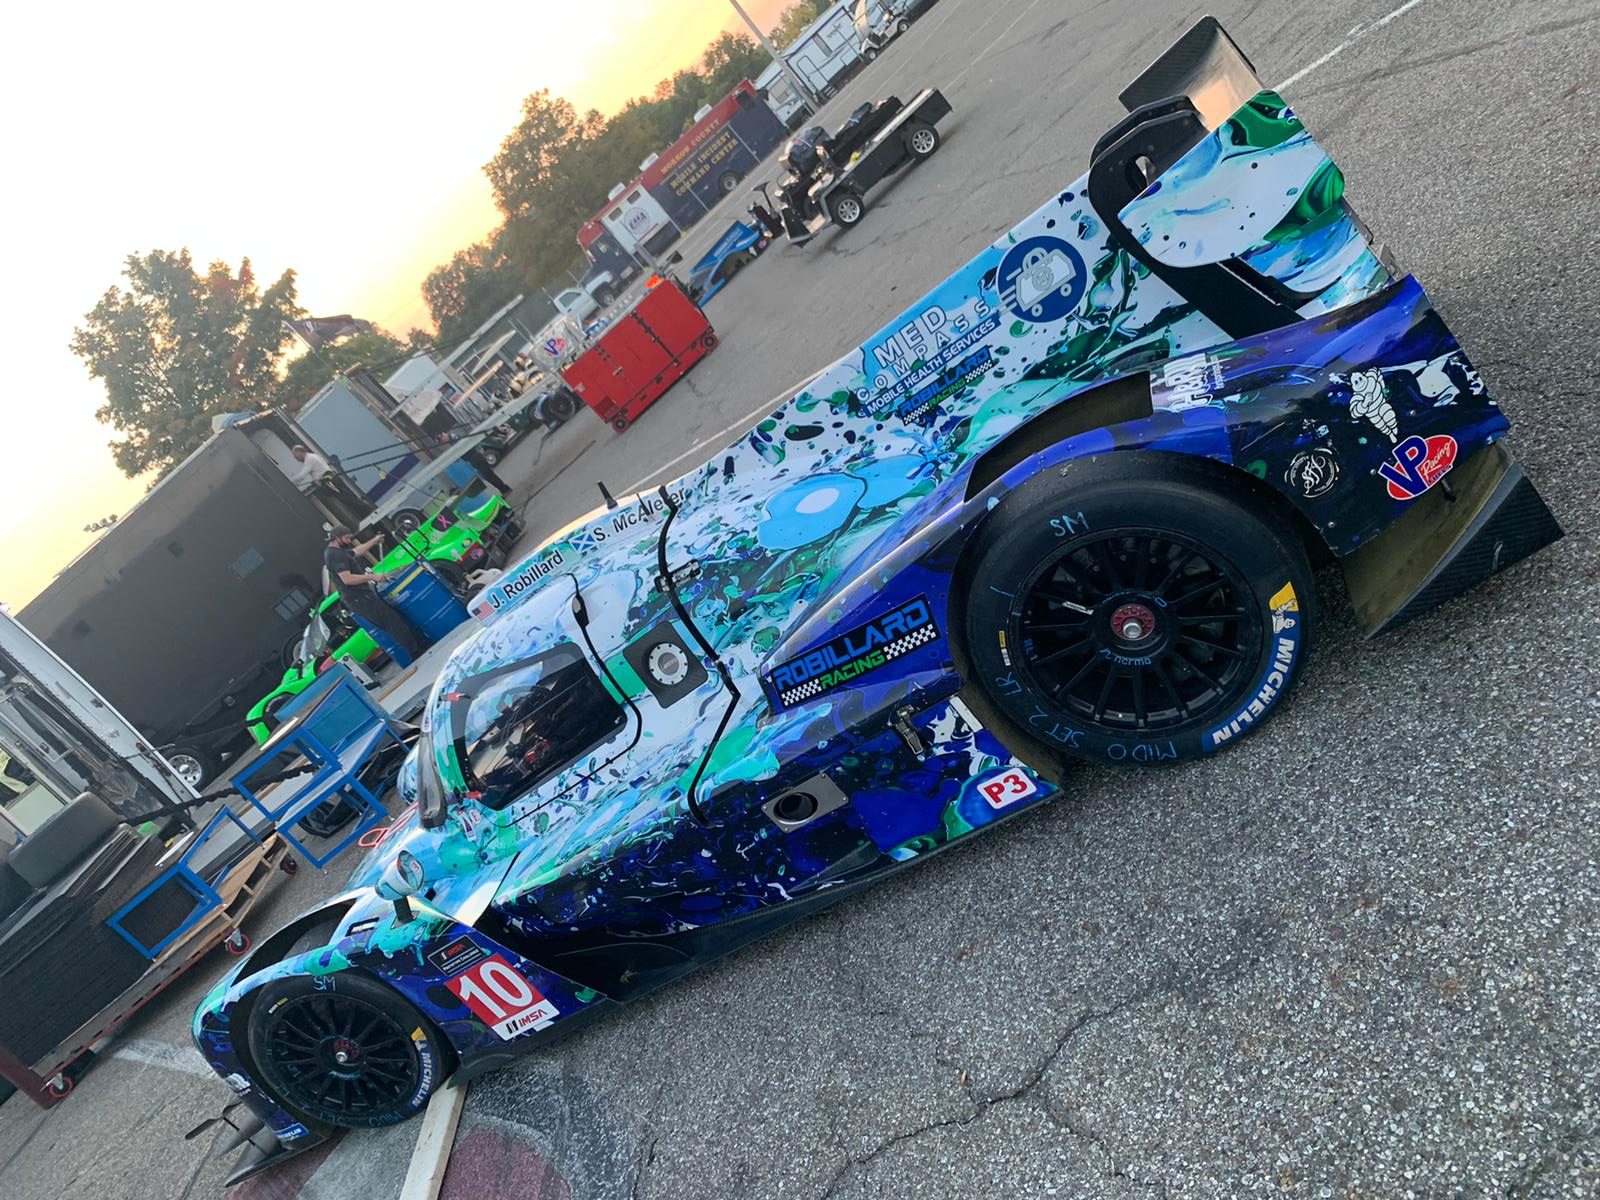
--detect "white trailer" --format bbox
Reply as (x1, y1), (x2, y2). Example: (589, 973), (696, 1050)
(0, 610), (194, 844)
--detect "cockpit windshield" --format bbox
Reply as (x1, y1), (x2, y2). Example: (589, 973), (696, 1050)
(295, 614), (331, 666)
(447, 644), (625, 810)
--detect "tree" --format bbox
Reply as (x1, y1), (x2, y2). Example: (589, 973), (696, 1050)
(422, 233), (524, 347)
(772, 0), (834, 48)
(701, 31), (768, 98)
(484, 91), (607, 226)
(71, 250), (302, 478)
(272, 327), (406, 414)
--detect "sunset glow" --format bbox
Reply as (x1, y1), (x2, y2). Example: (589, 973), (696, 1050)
(0, 0), (791, 606)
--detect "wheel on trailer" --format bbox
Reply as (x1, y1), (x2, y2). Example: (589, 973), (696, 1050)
(961, 460), (1315, 767)
(827, 188), (866, 228)
(717, 170), (741, 194)
(611, 415), (631, 433)
(247, 973), (450, 1128)
(392, 508), (427, 537)
(701, 332), (719, 351)
(225, 930), (253, 957)
(280, 855), (300, 876)
(546, 390), (579, 422)
(903, 121), (940, 159)
(165, 745), (217, 790)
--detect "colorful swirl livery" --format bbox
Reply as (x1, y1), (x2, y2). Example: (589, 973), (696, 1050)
(193, 19), (1559, 1180)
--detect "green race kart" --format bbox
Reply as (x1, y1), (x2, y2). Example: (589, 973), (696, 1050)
(246, 487), (523, 743)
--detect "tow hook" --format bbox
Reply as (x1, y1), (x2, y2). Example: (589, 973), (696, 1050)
(890, 706), (927, 760)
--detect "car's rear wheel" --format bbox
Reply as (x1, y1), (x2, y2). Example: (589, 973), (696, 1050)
(962, 464), (1314, 765)
(246, 973), (448, 1128)
(479, 446), (501, 467)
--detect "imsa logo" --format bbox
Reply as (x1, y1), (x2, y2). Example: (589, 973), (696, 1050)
(767, 596), (940, 707)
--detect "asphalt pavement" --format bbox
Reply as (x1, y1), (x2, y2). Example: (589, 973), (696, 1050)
(3, 0), (1597, 1196)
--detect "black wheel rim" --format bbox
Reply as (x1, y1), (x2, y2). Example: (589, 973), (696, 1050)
(259, 993), (420, 1119)
(1012, 530), (1262, 734)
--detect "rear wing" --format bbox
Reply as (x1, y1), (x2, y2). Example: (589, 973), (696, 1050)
(1118, 15), (1264, 127)
(1087, 16), (1391, 340)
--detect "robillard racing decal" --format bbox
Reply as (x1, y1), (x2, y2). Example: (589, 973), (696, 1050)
(1204, 582), (1301, 751)
(1380, 434), (1458, 501)
(767, 596), (940, 707)
(976, 765), (1039, 810)
(443, 954), (560, 1040)
(427, 934), (489, 977)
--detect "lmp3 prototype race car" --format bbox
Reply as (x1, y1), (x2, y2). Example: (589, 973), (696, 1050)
(193, 19), (1560, 1178)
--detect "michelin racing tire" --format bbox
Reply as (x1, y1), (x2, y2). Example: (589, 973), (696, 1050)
(963, 464), (1314, 766)
(246, 972), (449, 1129)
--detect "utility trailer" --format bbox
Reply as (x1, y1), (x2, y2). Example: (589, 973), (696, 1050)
(17, 413), (352, 787)
(773, 86), (952, 239)
(0, 611), (291, 1108)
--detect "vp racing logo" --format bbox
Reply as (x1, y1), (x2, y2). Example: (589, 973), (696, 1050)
(995, 236), (1087, 324)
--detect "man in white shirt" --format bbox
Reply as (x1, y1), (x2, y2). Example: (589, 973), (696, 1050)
(289, 444), (332, 492)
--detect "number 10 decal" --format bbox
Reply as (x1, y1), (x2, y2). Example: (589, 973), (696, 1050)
(444, 953), (560, 1040)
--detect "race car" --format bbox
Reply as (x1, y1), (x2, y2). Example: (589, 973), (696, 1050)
(192, 19), (1560, 1179)
(244, 597), (383, 745)
(684, 219), (768, 303)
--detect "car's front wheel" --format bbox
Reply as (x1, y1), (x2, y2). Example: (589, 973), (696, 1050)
(962, 462), (1314, 765)
(246, 972), (448, 1128)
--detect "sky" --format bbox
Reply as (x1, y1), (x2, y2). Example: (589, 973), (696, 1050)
(0, 0), (792, 608)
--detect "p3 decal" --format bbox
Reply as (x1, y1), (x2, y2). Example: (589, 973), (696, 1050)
(977, 766), (1039, 810)
(1379, 434), (1457, 501)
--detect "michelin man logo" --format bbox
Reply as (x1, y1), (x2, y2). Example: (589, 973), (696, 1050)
(1349, 369), (1398, 442)
(996, 236), (1087, 324)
